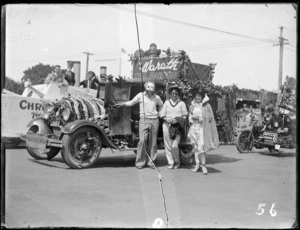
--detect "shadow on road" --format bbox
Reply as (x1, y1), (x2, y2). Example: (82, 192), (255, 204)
(257, 151), (296, 158)
(93, 155), (136, 168)
(206, 167), (222, 173)
(206, 154), (243, 165)
(29, 159), (67, 169)
(93, 153), (170, 168)
(27, 152), (243, 171)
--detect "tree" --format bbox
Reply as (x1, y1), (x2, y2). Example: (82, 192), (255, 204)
(4, 77), (24, 94)
(22, 63), (54, 85)
(259, 89), (277, 109)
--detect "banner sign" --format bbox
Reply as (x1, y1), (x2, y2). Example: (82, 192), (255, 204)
(132, 57), (182, 81)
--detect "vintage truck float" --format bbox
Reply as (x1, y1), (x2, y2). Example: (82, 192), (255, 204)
(2, 83), (98, 148)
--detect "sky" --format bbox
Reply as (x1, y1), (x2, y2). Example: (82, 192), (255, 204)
(4, 3), (297, 92)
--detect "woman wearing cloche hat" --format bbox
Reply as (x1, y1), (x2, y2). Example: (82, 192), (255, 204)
(188, 90), (219, 175)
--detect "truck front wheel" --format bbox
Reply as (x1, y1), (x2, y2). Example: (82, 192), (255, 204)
(61, 127), (102, 169)
(26, 126), (60, 160)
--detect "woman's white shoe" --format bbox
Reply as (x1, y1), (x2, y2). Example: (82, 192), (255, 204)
(201, 165), (208, 175)
(192, 164), (200, 172)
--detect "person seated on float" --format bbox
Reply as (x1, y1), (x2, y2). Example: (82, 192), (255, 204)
(80, 71), (101, 90)
(144, 43), (161, 58)
(44, 65), (69, 87)
(64, 61), (76, 86)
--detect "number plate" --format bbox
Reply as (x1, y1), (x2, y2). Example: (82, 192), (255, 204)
(26, 134), (48, 150)
(263, 132), (278, 140)
(275, 144), (280, 150)
(263, 132), (277, 137)
(50, 120), (60, 127)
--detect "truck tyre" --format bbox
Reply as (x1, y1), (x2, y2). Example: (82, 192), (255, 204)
(26, 126), (60, 160)
(61, 127), (102, 169)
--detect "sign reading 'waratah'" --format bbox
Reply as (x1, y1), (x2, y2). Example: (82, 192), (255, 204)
(132, 57), (182, 80)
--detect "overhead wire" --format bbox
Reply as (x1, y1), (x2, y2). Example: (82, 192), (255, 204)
(187, 41), (272, 52)
(9, 50), (122, 65)
(183, 40), (271, 49)
(285, 46), (296, 52)
(108, 4), (278, 44)
(9, 53), (82, 65)
(134, 3), (169, 228)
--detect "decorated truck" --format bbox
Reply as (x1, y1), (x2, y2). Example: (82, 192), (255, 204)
(2, 83), (98, 148)
(20, 50), (215, 169)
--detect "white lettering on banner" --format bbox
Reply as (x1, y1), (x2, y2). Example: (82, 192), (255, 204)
(141, 58), (180, 73)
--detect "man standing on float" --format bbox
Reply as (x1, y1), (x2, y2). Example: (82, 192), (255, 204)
(115, 81), (163, 169)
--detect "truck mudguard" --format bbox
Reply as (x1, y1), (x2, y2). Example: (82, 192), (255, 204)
(61, 120), (118, 149)
(27, 118), (53, 135)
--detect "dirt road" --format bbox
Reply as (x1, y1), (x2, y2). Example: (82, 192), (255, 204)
(3, 145), (296, 228)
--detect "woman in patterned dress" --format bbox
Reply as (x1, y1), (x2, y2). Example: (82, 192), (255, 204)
(188, 91), (219, 174)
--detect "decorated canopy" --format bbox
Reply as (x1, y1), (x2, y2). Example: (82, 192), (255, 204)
(132, 56), (211, 83)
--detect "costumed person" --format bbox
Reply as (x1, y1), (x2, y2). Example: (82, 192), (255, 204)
(44, 65), (69, 87)
(188, 91), (219, 174)
(115, 81), (163, 169)
(262, 104), (275, 131)
(64, 61), (76, 86)
(144, 43), (161, 58)
(80, 71), (101, 90)
(160, 85), (188, 169)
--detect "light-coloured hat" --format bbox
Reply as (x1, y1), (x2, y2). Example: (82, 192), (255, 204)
(144, 81), (155, 89)
(202, 94), (210, 104)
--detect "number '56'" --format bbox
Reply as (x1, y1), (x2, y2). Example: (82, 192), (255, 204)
(256, 203), (277, 217)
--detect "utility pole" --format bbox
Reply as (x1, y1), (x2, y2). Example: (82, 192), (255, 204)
(274, 27), (289, 107)
(83, 51), (94, 80)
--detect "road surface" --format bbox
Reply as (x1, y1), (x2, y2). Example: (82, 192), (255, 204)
(3, 145), (297, 228)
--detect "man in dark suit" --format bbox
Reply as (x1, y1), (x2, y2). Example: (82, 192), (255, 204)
(64, 61), (76, 86)
(80, 71), (100, 90)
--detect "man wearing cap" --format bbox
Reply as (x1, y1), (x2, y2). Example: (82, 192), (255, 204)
(64, 61), (76, 86)
(115, 81), (163, 169)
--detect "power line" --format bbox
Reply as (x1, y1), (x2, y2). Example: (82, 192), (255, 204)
(285, 46), (296, 52)
(9, 50), (122, 65)
(186, 41), (272, 52)
(9, 53), (82, 65)
(184, 41), (270, 50)
(107, 4), (278, 44)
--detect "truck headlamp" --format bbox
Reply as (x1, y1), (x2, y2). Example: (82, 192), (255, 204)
(44, 113), (50, 120)
(62, 108), (71, 121)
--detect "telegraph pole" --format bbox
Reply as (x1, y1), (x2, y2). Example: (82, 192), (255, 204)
(83, 52), (94, 80)
(274, 27), (289, 106)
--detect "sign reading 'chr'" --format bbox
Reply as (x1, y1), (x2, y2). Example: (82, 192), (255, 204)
(132, 57), (182, 80)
